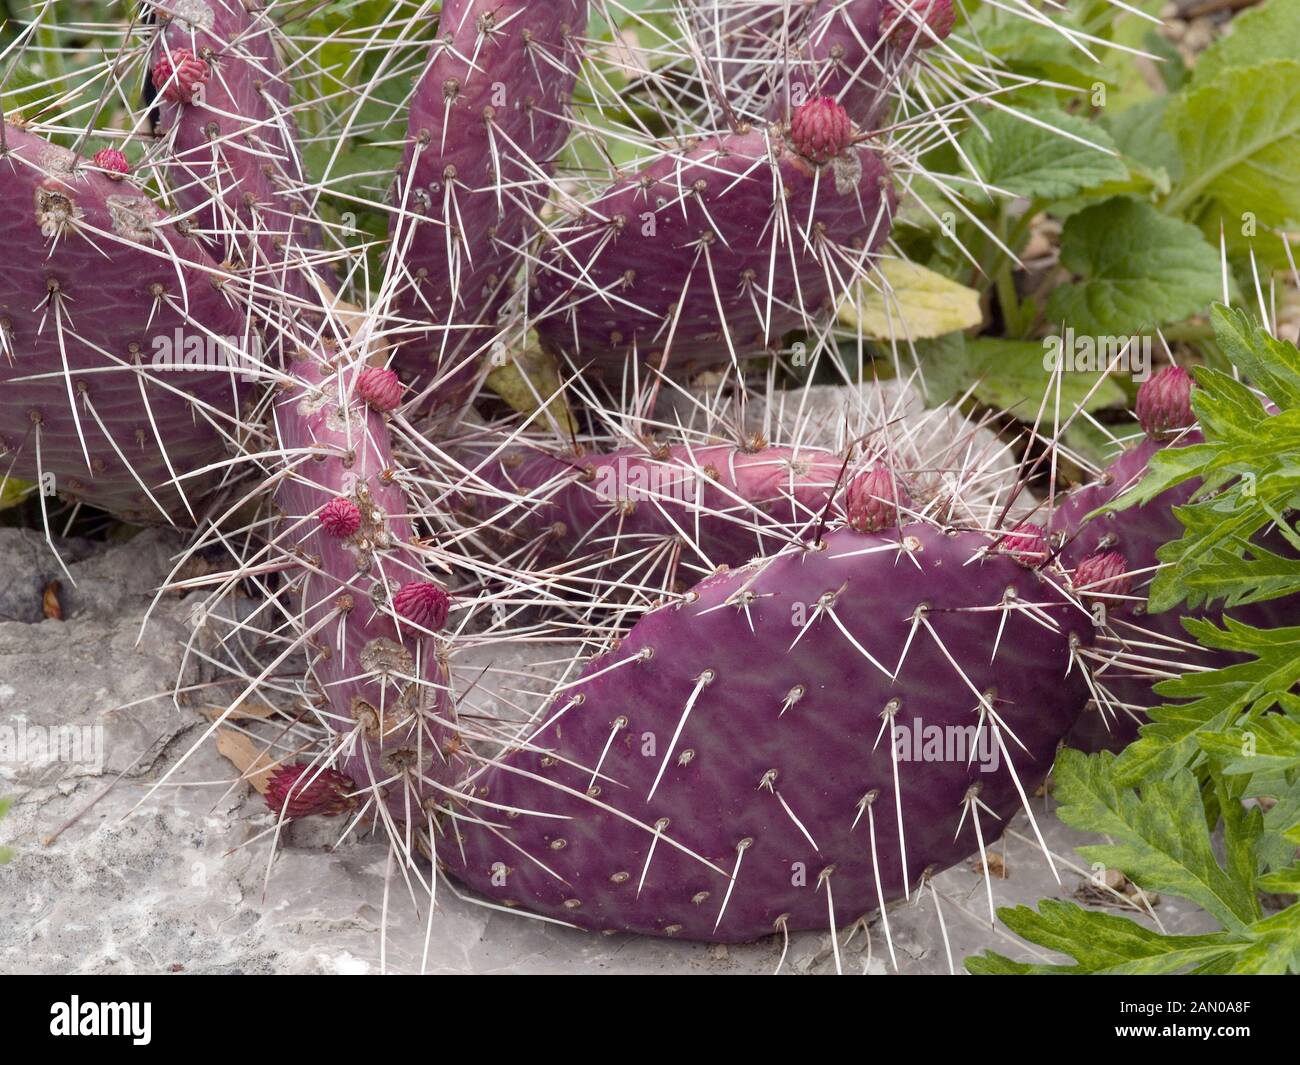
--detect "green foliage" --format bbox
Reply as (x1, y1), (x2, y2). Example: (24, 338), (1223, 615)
(0, 796), (13, 865)
(1046, 199), (1223, 336)
(969, 308), (1300, 975)
(1194, 0), (1300, 86)
(1167, 60), (1300, 227)
(960, 109), (1127, 201)
(899, 0), (1300, 420)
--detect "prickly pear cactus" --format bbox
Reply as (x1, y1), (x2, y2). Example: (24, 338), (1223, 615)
(443, 521), (1093, 941)
(388, 0), (589, 414)
(3, 0), (1287, 975)
(0, 121), (250, 526)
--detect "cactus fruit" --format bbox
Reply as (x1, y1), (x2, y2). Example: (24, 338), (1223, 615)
(151, 48), (210, 104)
(534, 127), (896, 381)
(356, 366), (404, 413)
(440, 522), (1093, 941)
(845, 462), (909, 532)
(996, 521), (1049, 568)
(90, 147), (130, 177)
(883, 0), (957, 49)
(319, 496), (363, 538)
(393, 581), (452, 633)
(387, 0), (589, 415)
(1071, 550), (1132, 603)
(1135, 364), (1195, 438)
(266, 762), (358, 820)
(0, 122), (249, 525)
(789, 97), (856, 164)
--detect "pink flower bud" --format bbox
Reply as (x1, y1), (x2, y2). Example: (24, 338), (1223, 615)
(997, 521), (1048, 568)
(265, 763), (356, 819)
(789, 97), (854, 164)
(152, 49), (210, 104)
(1136, 365), (1195, 438)
(393, 580), (451, 632)
(91, 147), (130, 178)
(356, 366), (403, 412)
(1073, 550), (1132, 601)
(319, 497), (361, 538)
(845, 463), (909, 532)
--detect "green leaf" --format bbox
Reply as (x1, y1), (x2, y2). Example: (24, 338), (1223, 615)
(967, 900), (1239, 975)
(1200, 715), (1300, 776)
(1257, 864), (1300, 895)
(1114, 616), (1300, 785)
(1053, 750), (1261, 929)
(1167, 60), (1300, 226)
(959, 10), (1122, 92)
(1194, 0), (1300, 87)
(903, 332), (974, 408)
(1101, 97), (1182, 183)
(1216, 907), (1300, 974)
(1046, 199), (1222, 335)
(960, 108), (1128, 200)
(838, 260), (983, 340)
(971, 756), (1300, 975)
(966, 337), (1125, 417)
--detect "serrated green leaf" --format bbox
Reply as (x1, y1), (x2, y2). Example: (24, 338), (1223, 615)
(1200, 715), (1300, 776)
(1194, 0), (1300, 87)
(960, 108), (1127, 200)
(1257, 864), (1300, 894)
(1114, 616), (1300, 783)
(1101, 97), (1182, 183)
(1167, 60), (1300, 226)
(1046, 199), (1222, 335)
(1218, 907), (1300, 974)
(838, 260), (983, 340)
(966, 900), (1239, 975)
(1053, 750), (1261, 929)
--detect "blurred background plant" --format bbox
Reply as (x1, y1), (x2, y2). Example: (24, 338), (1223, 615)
(0, 796), (14, 864)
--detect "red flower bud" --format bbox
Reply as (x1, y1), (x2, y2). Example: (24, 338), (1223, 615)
(393, 580), (451, 632)
(845, 463), (909, 532)
(265, 763), (357, 819)
(356, 366), (403, 412)
(152, 49), (210, 104)
(789, 97), (854, 164)
(1136, 365), (1195, 439)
